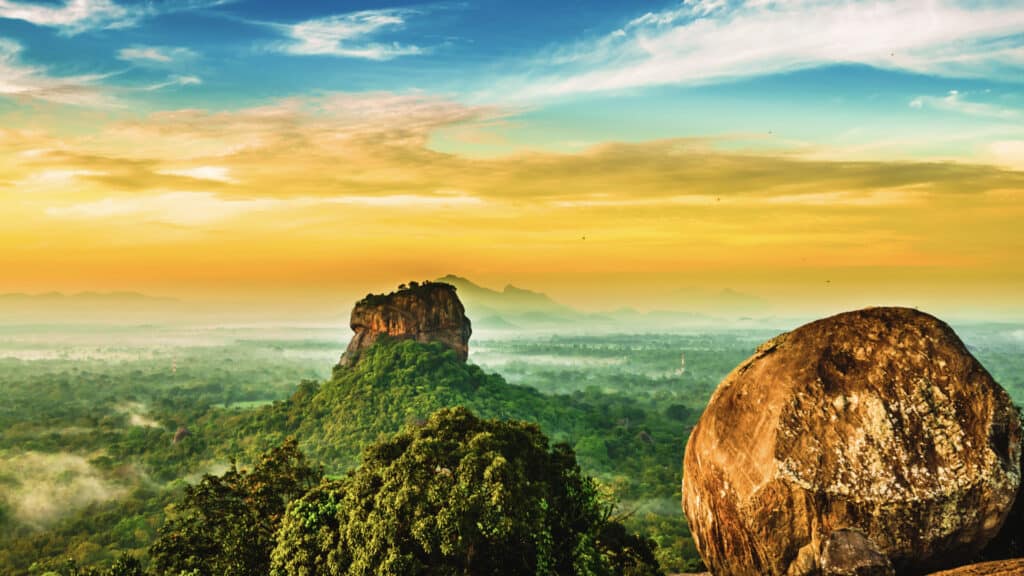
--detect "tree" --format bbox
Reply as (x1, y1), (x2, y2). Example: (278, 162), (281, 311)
(106, 553), (145, 576)
(271, 407), (662, 576)
(150, 439), (322, 576)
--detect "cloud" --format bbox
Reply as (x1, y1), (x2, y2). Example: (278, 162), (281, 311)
(4, 90), (1023, 311)
(0, 38), (201, 106)
(118, 45), (198, 65)
(0, 0), (133, 34)
(552, 186), (928, 208)
(0, 0), (230, 35)
(46, 191), (281, 226)
(46, 190), (484, 226)
(989, 140), (1024, 170)
(143, 74), (202, 91)
(158, 165), (235, 183)
(503, 0), (1024, 99)
(765, 187), (929, 207)
(0, 38), (111, 105)
(272, 9), (425, 60)
(909, 90), (1020, 119)
(0, 451), (127, 528)
(14, 92), (1022, 213)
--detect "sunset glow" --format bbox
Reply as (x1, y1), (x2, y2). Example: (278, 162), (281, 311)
(1, 0), (1022, 318)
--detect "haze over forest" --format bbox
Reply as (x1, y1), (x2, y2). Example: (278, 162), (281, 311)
(1, 273), (1021, 328)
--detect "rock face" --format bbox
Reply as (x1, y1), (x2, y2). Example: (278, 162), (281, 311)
(339, 282), (472, 367)
(681, 307), (1021, 576)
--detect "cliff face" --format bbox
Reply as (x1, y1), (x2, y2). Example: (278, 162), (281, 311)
(682, 307), (1022, 576)
(339, 282), (472, 367)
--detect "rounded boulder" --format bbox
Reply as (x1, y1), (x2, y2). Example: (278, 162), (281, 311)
(682, 307), (1021, 575)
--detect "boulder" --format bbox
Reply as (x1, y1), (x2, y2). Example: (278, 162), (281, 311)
(681, 307), (1021, 575)
(339, 282), (472, 367)
(926, 559), (1024, 575)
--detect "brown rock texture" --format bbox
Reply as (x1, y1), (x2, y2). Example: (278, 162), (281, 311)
(339, 282), (472, 367)
(681, 307), (1022, 576)
(926, 559), (1024, 575)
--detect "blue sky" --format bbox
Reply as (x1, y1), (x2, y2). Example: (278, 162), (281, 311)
(1, 0), (1021, 163)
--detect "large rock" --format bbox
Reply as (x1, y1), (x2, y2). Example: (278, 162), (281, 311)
(927, 559), (1024, 575)
(339, 282), (472, 367)
(681, 307), (1021, 576)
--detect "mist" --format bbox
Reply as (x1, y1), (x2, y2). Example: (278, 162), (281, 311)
(0, 452), (127, 529)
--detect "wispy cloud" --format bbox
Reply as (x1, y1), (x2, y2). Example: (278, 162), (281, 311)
(0, 38), (111, 105)
(765, 187), (929, 207)
(0, 0), (133, 34)
(504, 0), (1024, 99)
(910, 90), (1020, 119)
(118, 45), (198, 65)
(46, 191), (281, 226)
(6, 91), (1023, 305)
(142, 74), (201, 91)
(158, 165), (235, 183)
(989, 140), (1024, 170)
(0, 0), (229, 35)
(272, 9), (425, 60)
(46, 190), (483, 226)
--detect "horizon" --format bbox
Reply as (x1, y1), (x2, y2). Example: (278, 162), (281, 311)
(1, 273), (1022, 327)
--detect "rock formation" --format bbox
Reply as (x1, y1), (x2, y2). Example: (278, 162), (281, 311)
(681, 307), (1022, 576)
(173, 426), (190, 444)
(339, 282), (472, 367)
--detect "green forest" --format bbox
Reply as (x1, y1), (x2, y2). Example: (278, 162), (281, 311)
(1, 323), (1022, 574)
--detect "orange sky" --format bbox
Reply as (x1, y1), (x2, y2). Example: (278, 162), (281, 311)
(1, 94), (1022, 319)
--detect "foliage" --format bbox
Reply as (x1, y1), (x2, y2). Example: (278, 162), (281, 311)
(270, 407), (662, 576)
(0, 330), (733, 573)
(32, 553), (143, 576)
(149, 439), (322, 576)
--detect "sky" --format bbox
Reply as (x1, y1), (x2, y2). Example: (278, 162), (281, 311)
(0, 0), (1022, 319)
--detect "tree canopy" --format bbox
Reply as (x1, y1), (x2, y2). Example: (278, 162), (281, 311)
(271, 407), (662, 576)
(149, 439), (322, 576)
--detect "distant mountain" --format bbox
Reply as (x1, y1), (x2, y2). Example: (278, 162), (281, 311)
(474, 315), (520, 330)
(667, 287), (770, 316)
(435, 275), (770, 332)
(436, 275), (583, 329)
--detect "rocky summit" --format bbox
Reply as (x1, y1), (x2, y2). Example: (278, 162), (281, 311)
(681, 307), (1022, 576)
(339, 281), (472, 367)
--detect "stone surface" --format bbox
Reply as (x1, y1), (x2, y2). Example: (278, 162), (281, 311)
(819, 529), (894, 576)
(983, 445), (1024, 558)
(339, 282), (472, 367)
(681, 307), (1022, 576)
(926, 559), (1024, 575)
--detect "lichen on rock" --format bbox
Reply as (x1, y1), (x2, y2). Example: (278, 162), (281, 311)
(681, 307), (1022, 576)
